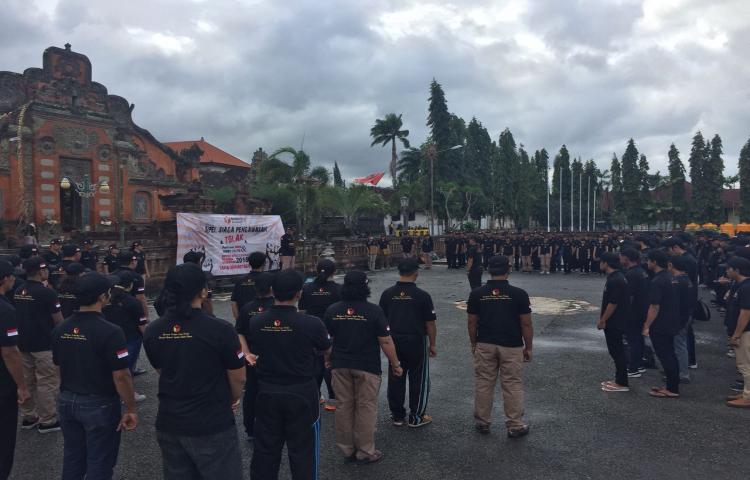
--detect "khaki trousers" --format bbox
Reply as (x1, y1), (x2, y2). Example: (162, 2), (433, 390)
(368, 254), (378, 271)
(331, 368), (381, 459)
(736, 331), (750, 399)
(280, 256), (295, 270)
(473, 343), (525, 429)
(20, 351), (59, 424)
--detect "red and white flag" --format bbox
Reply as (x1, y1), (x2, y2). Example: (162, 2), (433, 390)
(6, 328), (18, 337)
(116, 348), (129, 359)
(353, 172), (385, 186)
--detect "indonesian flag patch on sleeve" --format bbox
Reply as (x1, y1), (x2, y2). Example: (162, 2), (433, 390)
(6, 328), (18, 337)
(116, 348), (129, 359)
(236, 350), (244, 360)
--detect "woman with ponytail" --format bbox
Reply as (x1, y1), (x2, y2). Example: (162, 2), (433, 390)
(143, 263), (246, 480)
(299, 259), (341, 411)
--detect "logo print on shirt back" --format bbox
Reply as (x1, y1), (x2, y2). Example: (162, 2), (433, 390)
(399, 291), (406, 297)
(492, 289), (500, 296)
(172, 324), (181, 333)
(273, 319), (281, 327)
(319, 288), (325, 293)
(347, 308), (355, 316)
(72, 327), (80, 334)
(258, 306), (264, 312)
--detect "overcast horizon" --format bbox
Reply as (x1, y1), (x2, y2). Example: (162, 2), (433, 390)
(3, 0), (749, 184)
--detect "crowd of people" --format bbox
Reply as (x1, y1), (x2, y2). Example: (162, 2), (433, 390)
(0, 227), (748, 480)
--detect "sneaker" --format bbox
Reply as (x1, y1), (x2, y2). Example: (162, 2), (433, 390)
(507, 425), (530, 438)
(132, 367), (148, 377)
(408, 414), (433, 428)
(21, 418), (39, 430)
(602, 383), (630, 392)
(134, 392), (147, 403)
(627, 370), (642, 378)
(475, 424), (490, 435)
(688, 364), (698, 370)
(391, 417), (405, 427)
(324, 403), (336, 412)
(727, 349), (736, 358)
(726, 398), (750, 409)
(730, 380), (744, 392)
(638, 367), (646, 374)
(38, 422), (61, 434)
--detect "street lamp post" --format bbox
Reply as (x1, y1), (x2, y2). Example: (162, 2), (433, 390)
(428, 144), (462, 236)
(400, 195), (409, 232)
(60, 174), (110, 231)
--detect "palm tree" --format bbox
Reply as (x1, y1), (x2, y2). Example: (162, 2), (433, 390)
(370, 113), (410, 185)
(321, 186), (388, 231)
(396, 148), (424, 184)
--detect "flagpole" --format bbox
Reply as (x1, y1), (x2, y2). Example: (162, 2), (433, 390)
(587, 174), (591, 231)
(570, 164), (574, 232)
(593, 186), (597, 232)
(547, 167), (550, 232)
(559, 164), (562, 232)
(578, 171), (582, 232)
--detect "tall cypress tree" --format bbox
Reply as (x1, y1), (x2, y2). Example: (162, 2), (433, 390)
(610, 154), (623, 225)
(740, 138), (750, 222)
(667, 143), (686, 227)
(533, 149), (550, 227)
(583, 160), (598, 230)
(333, 162), (344, 187)
(688, 131), (707, 222)
(551, 145), (571, 231)
(427, 79), (451, 180)
(571, 158), (584, 230)
(706, 134), (725, 222)
(621, 139), (641, 227)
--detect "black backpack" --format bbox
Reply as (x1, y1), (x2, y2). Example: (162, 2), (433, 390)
(693, 299), (711, 322)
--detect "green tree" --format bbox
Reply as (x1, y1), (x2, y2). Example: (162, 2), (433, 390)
(571, 157), (583, 230)
(333, 162), (344, 187)
(583, 160), (599, 230)
(427, 79), (452, 181)
(551, 145), (571, 230)
(620, 139), (641, 227)
(532, 149), (550, 227)
(320, 185), (388, 231)
(688, 131), (707, 222)
(740, 138), (750, 222)
(667, 143), (686, 227)
(706, 134), (725, 222)
(610, 154), (623, 226)
(370, 113), (410, 185)
(464, 118), (495, 220)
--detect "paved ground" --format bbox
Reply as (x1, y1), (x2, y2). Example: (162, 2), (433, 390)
(11, 266), (749, 479)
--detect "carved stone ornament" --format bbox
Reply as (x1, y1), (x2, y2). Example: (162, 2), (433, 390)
(52, 126), (99, 154)
(39, 136), (56, 155)
(0, 73), (26, 111)
(98, 145), (111, 161)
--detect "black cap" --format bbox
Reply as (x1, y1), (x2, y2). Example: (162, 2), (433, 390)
(117, 251), (137, 266)
(73, 273), (118, 299)
(62, 244), (81, 257)
(168, 263), (207, 298)
(114, 269), (139, 288)
(183, 250), (205, 265)
(22, 257), (47, 274)
(600, 252), (621, 269)
(273, 269), (304, 296)
(397, 257), (419, 275)
(316, 259), (336, 276)
(108, 244), (119, 251)
(50, 238), (63, 245)
(488, 255), (510, 274)
(131, 241), (142, 248)
(343, 270), (368, 287)
(0, 260), (14, 279)
(83, 239), (92, 245)
(18, 244), (39, 259)
(64, 262), (86, 276)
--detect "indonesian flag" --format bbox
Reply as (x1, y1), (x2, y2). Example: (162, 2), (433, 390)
(6, 328), (18, 337)
(353, 172), (385, 186)
(116, 348), (129, 359)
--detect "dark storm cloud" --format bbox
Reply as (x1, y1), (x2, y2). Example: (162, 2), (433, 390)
(2, 0), (750, 181)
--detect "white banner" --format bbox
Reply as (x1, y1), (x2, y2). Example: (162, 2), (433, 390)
(176, 213), (285, 275)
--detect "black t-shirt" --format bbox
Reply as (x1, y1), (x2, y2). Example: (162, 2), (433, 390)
(648, 270), (679, 335)
(0, 296), (19, 397)
(231, 271), (262, 309)
(43, 251), (62, 268)
(13, 280), (61, 352)
(324, 300), (389, 375)
(422, 237), (434, 253)
(467, 246), (483, 271)
(483, 240), (495, 254)
(279, 234), (296, 256)
(246, 305), (331, 385)
(58, 290), (78, 319)
(114, 268), (145, 298)
(735, 279), (750, 333)
(51, 312), (129, 397)
(235, 296), (274, 338)
(379, 239), (390, 251)
(624, 265), (650, 322)
(378, 282), (436, 336)
(673, 274), (696, 329)
(80, 250), (98, 271)
(103, 293), (147, 341)
(132, 250), (147, 275)
(401, 237), (414, 253)
(601, 270), (630, 331)
(103, 254), (119, 274)
(299, 281), (341, 319)
(521, 241), (532, 256)
(680, 252), (699, 294)
(467, 279), (531, 347)
(143, 309), (245, 436)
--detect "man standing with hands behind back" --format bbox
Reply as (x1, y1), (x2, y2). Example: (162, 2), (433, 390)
(467, 255), (533, 438)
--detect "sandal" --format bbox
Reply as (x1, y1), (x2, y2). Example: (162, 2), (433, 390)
(357, 450), (384, 465)
(649, 388), (679, 398)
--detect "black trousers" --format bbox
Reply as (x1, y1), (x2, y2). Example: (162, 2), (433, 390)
(243, 366), (258, 437)
(687, 325), (696, 365)
(468, 269), (483, 290)
(315, 356), (335, 400)
(251, 380), (320, 480)
(482, 253), (492, 269)
(579, 256), (590, 273)
(563, 254), (573, 273)
(604, 329), (628, 386)
(0, 392), (18, 480)
(651, 332), (679, 394)
(388, 335), (429, 423)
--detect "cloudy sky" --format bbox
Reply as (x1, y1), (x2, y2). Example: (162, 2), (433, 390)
(3, 0), (749, 184)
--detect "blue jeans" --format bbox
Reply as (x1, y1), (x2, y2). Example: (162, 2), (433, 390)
(126, 338), (142, 374)
(156, 427), (242, 480)
(58, 391), (122, 480)
(674, 318), (692, 380)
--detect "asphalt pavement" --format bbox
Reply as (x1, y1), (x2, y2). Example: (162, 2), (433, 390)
(10, 266), (749, 479)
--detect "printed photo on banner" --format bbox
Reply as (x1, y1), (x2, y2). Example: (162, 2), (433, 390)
(176, 213), (285, 275)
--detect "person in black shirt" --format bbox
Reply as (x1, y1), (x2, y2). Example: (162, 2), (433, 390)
(467, 255), (532, 438)
(422, 235), (434, 269)
(325, 271), (402, 465)
(669, 256), (696, 384)
(598, 253), (631, 392)
(401, 234), (414, 259)
(58, 262), (85, 318)
(230, 251), (266, 320)
(620, 248), (650, 377)
(379, 258), (437, 428)
(299, 260), (341, 411)
(0, 260), (30, 480)
(144, 263), (246, 480)
(42, 238), (63, 270)
(482, 236), (495, 270)
(18, 244), (39, 261)
(15, 257), (64, 433)
(51, 273), (138, 479)
(80, 239), (99, 272)
(366, 236), (379, 271)
(726, 257), (750, 408)
(466, 237), (483, 290)
(279, 228), (296, 270)
(103, 270), (148, 402)
(665, 238), (699, 368)
(445, 235), (457, 269)
(379, 236), (392, 269)
(246, 270), (331, 479)
(236, 273), (275, 442)
(643, 250), (680, 398)
(50, 242), (79, 290)
(183, 250), (214, 315)
(103, 245), (120, 274)
(130, 241), (149, 279)
(114, 251), (148, 324)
